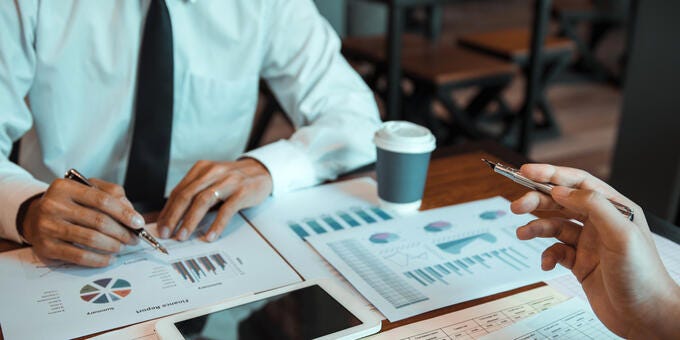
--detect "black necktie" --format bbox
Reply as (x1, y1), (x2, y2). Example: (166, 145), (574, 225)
(124, 0), (174, 212)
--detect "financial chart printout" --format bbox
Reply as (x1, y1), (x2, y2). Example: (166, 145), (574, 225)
(308, 197), (568, 321)
(0, 214), (300, 340)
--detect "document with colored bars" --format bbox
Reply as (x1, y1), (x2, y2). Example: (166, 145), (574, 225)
(307, 196), (569, 321)
(0, 214), (301, 340)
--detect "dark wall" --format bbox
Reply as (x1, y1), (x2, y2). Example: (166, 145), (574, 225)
(610, 0), (680, 224)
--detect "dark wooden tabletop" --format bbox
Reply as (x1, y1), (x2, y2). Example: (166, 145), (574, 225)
(1, 141), (675, 338)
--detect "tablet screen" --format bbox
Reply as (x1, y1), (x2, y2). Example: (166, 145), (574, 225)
(174, 285), (363, 339)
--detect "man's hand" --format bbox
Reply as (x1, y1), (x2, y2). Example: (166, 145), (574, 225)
(23, 178), (145, 267)
(511, 164), (680, 338)
(157, 158), (272, 242)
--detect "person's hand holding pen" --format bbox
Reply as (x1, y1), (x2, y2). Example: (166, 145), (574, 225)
(510, 164), (680, 338)
(21, 177), (146, 267)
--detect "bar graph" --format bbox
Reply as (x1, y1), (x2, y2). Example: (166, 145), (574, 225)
(404, 247), (531, 287)
(328, 239), (429, 309)
(171, 252), (244, 284)
(288, 206), (393, 240)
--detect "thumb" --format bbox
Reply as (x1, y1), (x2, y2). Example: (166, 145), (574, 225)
(552, 186), (633, 250)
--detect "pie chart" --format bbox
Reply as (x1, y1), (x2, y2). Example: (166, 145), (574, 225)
(424, 221), (452, 233)
(479, 210), (507, 220)
(369, 232), (399, 244)
(80, 278), (132, 304)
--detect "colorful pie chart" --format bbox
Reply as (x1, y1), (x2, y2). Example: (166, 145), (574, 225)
(369, 232), (399, 244)
(479, 210), (507, 220)
(80, 278), (132, 304)
(424, 221), (453, 233)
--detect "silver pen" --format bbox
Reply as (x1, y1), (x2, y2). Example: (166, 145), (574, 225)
(481, 159), (634, 221)
(65, 169), (169, 254)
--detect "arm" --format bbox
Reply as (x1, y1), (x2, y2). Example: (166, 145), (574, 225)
(246, 0), (382, 194)
(0, 2), (146, 267)
(0, 0), (49, 243)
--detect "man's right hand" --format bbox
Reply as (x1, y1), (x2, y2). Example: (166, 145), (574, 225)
(511, 164), (680, 338)
(22, 178), (145, 267)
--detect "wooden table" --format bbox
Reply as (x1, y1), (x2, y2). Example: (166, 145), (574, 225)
(1, 141), (677, 338)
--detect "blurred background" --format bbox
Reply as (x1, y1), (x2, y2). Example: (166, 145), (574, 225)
(246, 0), (679, 226)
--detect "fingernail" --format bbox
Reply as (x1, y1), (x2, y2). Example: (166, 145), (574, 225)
(178, 229), (188, 241)
(206, 232), (216, 242)
(161, 227), (171, 239)
(132, 215), (145, 229)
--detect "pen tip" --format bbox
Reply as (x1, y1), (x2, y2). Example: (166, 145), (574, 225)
(159, 247), (169, 255)
(481, 158), (495, 169)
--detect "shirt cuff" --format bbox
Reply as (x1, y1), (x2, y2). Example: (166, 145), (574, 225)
(243, 140), (319, 196)
(0, 179), (48, 244)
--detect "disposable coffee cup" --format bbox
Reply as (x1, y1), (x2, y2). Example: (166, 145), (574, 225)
(373, 121), (436, 214)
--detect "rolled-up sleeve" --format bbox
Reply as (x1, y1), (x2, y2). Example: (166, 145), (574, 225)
(0, 0), (49, 243)
(244, 0), (381, 195)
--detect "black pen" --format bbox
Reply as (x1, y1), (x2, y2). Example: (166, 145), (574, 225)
(64, 169), (169, 254)
(482, 159), (634, 221)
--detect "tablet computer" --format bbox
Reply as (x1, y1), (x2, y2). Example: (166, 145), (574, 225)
(155, 280), (381, 340)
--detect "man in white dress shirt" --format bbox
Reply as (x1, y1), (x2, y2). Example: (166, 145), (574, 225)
(0, 0), (381, 266)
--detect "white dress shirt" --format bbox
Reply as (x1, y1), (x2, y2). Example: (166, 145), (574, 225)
(0, 0), (381, 243)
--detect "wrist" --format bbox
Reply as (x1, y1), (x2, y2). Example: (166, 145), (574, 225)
(16, 192), (44, 245)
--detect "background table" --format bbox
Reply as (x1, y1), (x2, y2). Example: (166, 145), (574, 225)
(1, 141), (678, 338)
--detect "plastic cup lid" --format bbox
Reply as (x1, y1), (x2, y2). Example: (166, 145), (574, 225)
(373, 121), (436, 154)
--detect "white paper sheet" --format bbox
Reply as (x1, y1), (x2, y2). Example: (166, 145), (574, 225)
(241, 177), (392, 317)
(242, 177), (391, 280)
(479, 298), (621, 339)
(367, 286), (568, 340)
(308, 197), (568, 321)
(0, 213), (301, 340)
(547, 232), (680, 301)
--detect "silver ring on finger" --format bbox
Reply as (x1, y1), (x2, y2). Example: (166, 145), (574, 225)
(212, 189), (222, 202)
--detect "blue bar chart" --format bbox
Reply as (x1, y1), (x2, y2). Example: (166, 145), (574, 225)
(404, 247), (531, 287)
(288, 206), (392, 240)
(328, 239), (429, 309)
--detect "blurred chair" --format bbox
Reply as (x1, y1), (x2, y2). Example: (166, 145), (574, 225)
(343, 2), (521, 145)
(458, 0), (575, 153)
(552, 0), (630, 84)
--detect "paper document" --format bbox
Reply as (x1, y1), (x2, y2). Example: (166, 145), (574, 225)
(0, 213), (301, 340)
(480, 298), (621, 339)
(242, 177), (392, 317)
(368, 286), (567, 340)
(242, 177), (392, 280)
(308, 197), (568, 321)
(547, 232), (680, 301)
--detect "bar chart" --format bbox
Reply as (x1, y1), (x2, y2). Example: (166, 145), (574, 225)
(288, 206), (392, 240)
(171, 252), (244, 284)
(328, 239), (429, 309)
(404, 247), (531, 287)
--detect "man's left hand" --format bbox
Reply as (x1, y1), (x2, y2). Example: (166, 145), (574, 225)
(157, 158), (272, 242)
